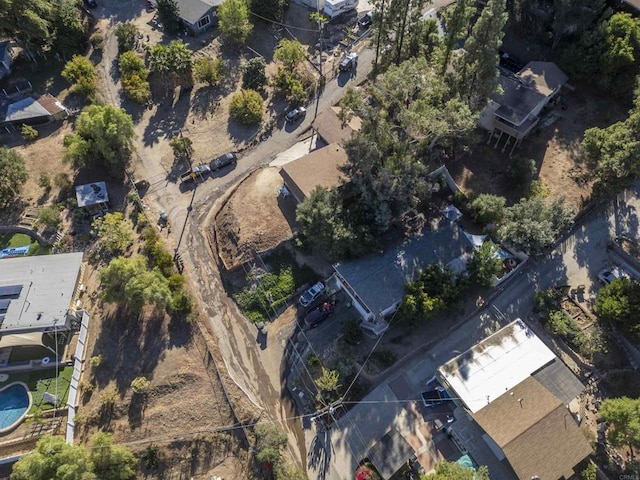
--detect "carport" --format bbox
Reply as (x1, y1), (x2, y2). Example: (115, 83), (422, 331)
(367, 428), (414, 479)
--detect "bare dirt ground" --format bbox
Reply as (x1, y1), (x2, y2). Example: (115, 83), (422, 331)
(449, 84), (629, 208)
(214, 167), (297, 270)
(76, 262), (257, 478)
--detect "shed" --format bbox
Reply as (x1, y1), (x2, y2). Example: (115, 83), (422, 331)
(3, 94), (68, 126)
(75, 182), (109, 214)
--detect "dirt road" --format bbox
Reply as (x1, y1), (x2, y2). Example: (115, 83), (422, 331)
(95, 1), (376, 473)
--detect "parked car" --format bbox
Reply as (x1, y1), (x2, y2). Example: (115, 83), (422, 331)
(304, 302), (333, 328)
(210, 152), (237, 171)
(339, 52), (358, 72)
(421, 383), (450, 407)
(83, 0), (98, 7)
(598, 266), (629, 285)
(285, 106), (306, 123)
(299, 282), (325, 307)
(358, 12), (373, 28)
(193, 164), (211, 176)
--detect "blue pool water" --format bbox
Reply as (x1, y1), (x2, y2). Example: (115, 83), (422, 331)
(0, 383), (30, 430)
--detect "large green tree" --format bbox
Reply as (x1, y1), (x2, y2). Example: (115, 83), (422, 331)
(439, 0), (474, 74)
(274, 39), (306, 72)
(52, 0), (87, 57)
(12, 435), (94, 480)
(148, 40), (194, 82)
(100, 256), (172, 313)
(156, 0), (181, 34)
(497, 196), (574, 254)
(296, 187), (374, 259)
(563, 12), (640, 95)
(62, 55), (98, 97)
(254, 423), (288, 464)
(467, 241), (502, 287)
(217, 0), (252, 46)
(594, 277), (640, 340)
(64, 105), (136, 177)
(452, 0), (508, 111)
(90, 432), (137, 480)
(599, 397), (640, 456)
(229, 89), (263, 124)
(581, 80), (640, 191)
(92, 212), (134, 255)
(242, 57), (267, 91)
(469, 194), (506, 224)
(0, 147), (28, 206)
(400, 264), (461, 325)
(12, 434), (136, 480)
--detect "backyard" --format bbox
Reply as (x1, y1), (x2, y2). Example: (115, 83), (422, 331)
(0, 233), (51, 257)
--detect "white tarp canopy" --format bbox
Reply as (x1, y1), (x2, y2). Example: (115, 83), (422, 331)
(75, 182), (109, 208)
(0, 332), (46, 349)
(442, 204), (463, 222)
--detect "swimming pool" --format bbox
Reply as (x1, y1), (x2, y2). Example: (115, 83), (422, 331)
(0, 382), (32, 433)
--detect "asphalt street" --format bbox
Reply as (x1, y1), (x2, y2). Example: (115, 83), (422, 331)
(318, 185), (640, 479)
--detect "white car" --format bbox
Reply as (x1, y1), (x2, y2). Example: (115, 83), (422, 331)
(598, 266), (629, 284)
(299, 282), (325, 307)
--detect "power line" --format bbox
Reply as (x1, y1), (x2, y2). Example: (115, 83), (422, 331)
(249, 11), (323, 33)
(341, 307), (401, 401)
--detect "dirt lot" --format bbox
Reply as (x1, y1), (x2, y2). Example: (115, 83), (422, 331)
(75, 262), (256, 478)
(448, 83), (629, 208)
(214, 167), (297, 270)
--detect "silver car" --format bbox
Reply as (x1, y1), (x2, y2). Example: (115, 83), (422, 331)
(299, 282), (325, 307)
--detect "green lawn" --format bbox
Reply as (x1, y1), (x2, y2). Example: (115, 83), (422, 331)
(6, 367), (73, 414)
(0, 233), (52, 256)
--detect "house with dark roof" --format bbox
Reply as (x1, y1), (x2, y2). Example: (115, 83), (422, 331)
(0, 41), (13, 81)
(1, 94), (68, 126)
(0, 253), (87, 372)
(333, 220), (472, 335)
(177, 0), (222, 35)
(279, 143), (348, 203)
(479, 61), (568, 152)
(436, 319), (592, 480)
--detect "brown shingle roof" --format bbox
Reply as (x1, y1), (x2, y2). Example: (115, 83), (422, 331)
(517, 62), (568, 97)
(474, 377), (592, 480)
(312, 107), (361, 146)
(279, 143), (348, 202)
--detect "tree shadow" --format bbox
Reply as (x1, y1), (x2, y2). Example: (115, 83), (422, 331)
(226, 117), (260, 145)
(307, 424), (334, 480)
(141, 90), (188, 147)
(190, 86), (223, 120)
(91, 306), (168, 394)
(127, 392), (147, 430)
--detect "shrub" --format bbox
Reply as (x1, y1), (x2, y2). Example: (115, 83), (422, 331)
(131, 376), (151, 394)
(21, 124), (38, 141)
(90, 354), (103, 368)
(170, 291), (193, 315)
(194, 57), (224, 86)
(229, 89), (263, 125)
(342, 319), (363, 345)
(53, 173), (72, 191)
(547, 310), (586, 350)
(38, 172), (51, 190)
(37, 206), (62, 230)
(374, 349), (396, 367)
(506, 157), (537, 192)
(90, 33), (104, 50)
(142, 444), (161, 470)
(307, 352), (320, 368)
(145, 240), (174, 277)
(242, 57), (267, 91)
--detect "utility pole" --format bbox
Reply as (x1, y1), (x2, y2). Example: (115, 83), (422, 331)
(374, 0), (387, 73)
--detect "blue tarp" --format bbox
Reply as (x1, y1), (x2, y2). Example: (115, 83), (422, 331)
(0, 245), (30, 258)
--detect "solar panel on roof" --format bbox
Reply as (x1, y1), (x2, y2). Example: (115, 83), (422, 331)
(0, 299), (10, 312)
(0, 314), (4, 326)
(0, 285), (22, 297)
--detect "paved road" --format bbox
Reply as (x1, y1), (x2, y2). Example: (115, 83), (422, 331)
(319, 185), (640, 479)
